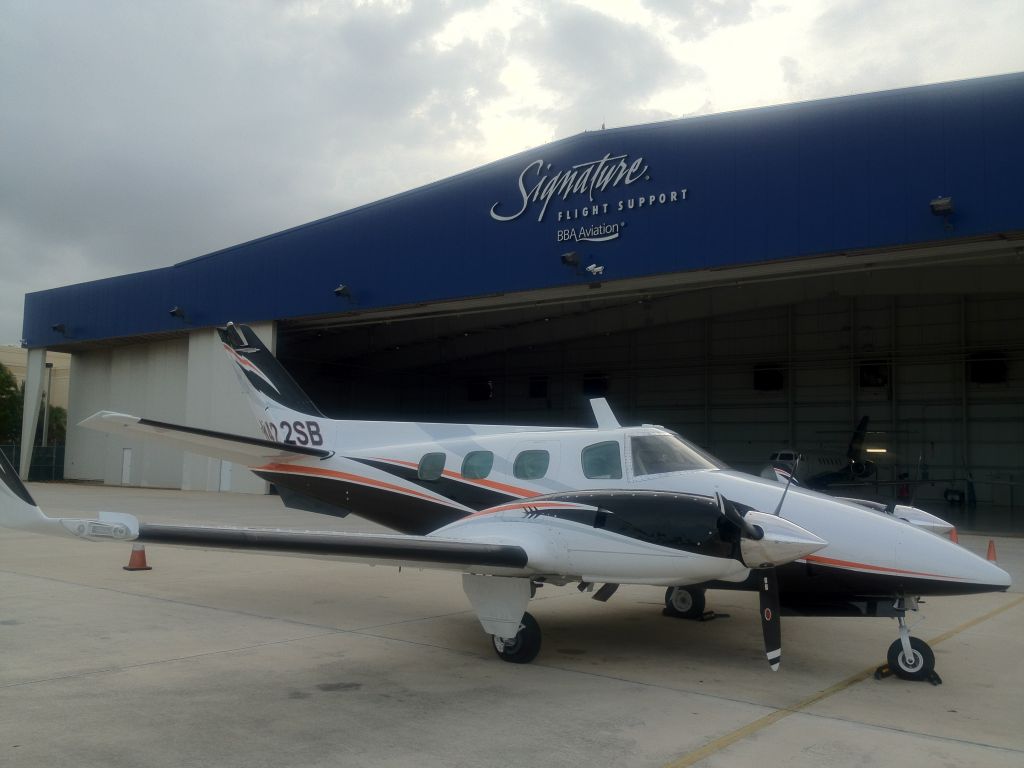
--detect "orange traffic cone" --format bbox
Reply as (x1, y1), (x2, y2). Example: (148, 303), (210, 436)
(986, 539), (997, 562)
(123, 543), (152, 571)
(949, 528), (959, 543)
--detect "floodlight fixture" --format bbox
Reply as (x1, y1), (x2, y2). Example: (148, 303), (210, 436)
(169, 306), (186, 319)
(929, 196), (953, 216)
(333, 284), (352, 298)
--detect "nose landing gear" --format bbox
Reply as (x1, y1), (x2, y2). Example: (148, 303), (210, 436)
(875, 596), (941, 685)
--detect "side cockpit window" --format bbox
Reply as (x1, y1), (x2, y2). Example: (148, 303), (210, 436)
(514, 450), (550, 480)
(582, 441), (623, 479)
(462, 450), (494, 479)
(418, 452), (446, 481)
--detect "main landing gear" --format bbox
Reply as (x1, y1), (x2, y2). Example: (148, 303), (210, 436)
(875, 595), (941, 684)
(663, 585), (708, 619)
(492, 612), (542, 663)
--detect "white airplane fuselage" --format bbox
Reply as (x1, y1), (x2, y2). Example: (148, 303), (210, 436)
(251, 421), (1008, 600)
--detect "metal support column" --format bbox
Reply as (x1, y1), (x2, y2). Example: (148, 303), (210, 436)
(19, 348), (47, 479)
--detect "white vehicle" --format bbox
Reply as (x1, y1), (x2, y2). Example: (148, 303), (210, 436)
(1, 324), (1010, 681)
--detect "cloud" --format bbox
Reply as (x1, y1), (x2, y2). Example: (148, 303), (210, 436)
(642, 0), (753, 41)
(509, 2), (704, 136)
(0, 0), (505, 342)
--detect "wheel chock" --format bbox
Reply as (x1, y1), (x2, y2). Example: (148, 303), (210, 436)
(874, 663), (942, 685)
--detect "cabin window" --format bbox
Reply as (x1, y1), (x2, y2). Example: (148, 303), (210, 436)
(582, 441), (623, 479)
(513, 450), (550, 480)
(461, 450), (494, 480)
(418, 452), (446, 481)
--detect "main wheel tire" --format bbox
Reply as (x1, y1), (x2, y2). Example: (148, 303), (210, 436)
(886, 637), (935, 681)
(664, 586), (706, 619)
(492, 611), (542, 664)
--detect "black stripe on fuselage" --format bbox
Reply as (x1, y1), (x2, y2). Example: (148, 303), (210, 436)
(709, 560), (1009, 601)
(351, 458), (519, 511)
(254, 469), (468, 535)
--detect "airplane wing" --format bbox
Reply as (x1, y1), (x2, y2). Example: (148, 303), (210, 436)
(80, 411), (331, 465)
(0, 449), (527, 574)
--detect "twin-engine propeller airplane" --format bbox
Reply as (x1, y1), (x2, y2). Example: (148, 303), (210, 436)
(0, 324), (1010, 680)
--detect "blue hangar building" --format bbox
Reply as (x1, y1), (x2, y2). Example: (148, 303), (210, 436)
(19, 73), (1024, 530)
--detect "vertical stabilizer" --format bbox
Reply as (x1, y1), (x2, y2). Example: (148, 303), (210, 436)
(846, 416), (869, 461)
(218, 323), (324, 423)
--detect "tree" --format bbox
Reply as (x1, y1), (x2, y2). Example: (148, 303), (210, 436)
(0, 361), (20, 443)
(46, 405), (67, 445)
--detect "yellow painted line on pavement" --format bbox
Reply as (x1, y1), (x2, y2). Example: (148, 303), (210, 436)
(663, 594), (1024, 768)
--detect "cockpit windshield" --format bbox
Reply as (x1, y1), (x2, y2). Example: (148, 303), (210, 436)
(630, 433), (726, 476)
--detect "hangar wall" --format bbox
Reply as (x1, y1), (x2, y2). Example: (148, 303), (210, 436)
(64, 322), (276, 492)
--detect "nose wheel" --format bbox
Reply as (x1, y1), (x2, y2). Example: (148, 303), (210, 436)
(875, 597), (941, 684)
(886, 635), (935, 681)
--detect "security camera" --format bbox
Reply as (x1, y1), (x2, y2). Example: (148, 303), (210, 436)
(585, 264), (605, 276)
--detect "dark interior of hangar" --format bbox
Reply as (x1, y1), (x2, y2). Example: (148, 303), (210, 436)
(276, 256), (1024, 533)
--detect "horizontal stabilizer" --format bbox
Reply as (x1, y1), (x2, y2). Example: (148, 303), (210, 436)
(80, 411), (331, 465)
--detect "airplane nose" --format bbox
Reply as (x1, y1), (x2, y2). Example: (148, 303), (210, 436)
(980, 557), (1012, 589)
(896, 532), (1013, 593)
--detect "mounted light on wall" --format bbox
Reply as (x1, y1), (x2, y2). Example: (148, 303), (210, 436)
(930, 196), (954, 231)
(51, 323), (67, 335)
(333, 283), (352, 299)
(169, 306), (187, 321)
(560, 252), (579, 269)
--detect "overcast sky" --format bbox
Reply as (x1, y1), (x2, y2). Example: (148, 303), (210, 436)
(2, 0), (1022, 344)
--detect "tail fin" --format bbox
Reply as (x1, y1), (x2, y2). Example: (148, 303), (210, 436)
(218, 323), (324, 421)
(846, 415), (869, 461)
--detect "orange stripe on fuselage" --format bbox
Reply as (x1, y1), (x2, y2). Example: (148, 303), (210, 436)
(804, 554), (953, 580)
(256, 462), (466, 509)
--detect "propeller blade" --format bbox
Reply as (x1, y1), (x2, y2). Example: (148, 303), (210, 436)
(759, 569), (782, 671)
(716, 492), (763, 540)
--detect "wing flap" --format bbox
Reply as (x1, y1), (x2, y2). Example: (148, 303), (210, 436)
(80, 411), (330, 464)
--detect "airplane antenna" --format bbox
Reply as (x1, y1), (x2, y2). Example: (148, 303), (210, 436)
(589, 398), (621, 430)
(772, 454), (801, 516)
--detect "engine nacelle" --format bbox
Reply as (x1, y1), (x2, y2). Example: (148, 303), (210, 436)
(851, 459), (875, 479)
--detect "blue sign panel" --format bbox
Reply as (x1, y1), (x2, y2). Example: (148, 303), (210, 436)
(23, 72), (1024, 347)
